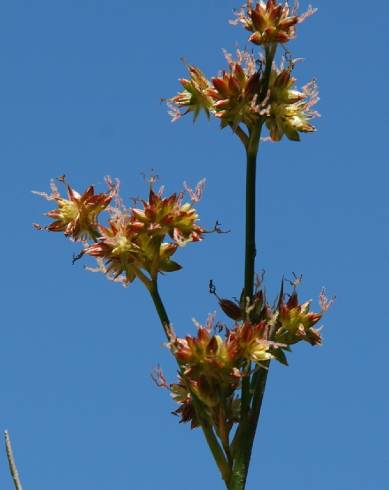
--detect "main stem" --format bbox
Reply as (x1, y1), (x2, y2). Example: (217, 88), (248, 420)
(238, 128), (260, 432)
(229, 133), (261, 490)
(244, 133), (260, 301)
(228, 45), (277, 490)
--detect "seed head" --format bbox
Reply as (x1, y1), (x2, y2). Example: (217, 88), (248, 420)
(166, 63), (213, 122)
(266, 68), (319, 141)
(132, 188), (204, 246)
(231, 1), (317, 46)
(84, 213), (182, 283)
(275, 291), (324, 345)
(33, 180), (113, 242)
(206, 50), (263, 130)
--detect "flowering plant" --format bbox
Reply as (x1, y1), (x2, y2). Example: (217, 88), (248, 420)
(25, 2), (332, 490)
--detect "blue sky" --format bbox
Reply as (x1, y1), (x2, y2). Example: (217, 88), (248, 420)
(1, 1), (389, 489)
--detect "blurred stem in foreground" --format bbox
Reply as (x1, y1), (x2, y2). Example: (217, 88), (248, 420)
(5, 431), (23, 490)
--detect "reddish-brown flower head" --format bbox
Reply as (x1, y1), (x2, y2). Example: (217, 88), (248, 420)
(164, 282), (331, 429)
(231, 1), (317, 46)
(172, 327), (238, 377)
(228, 322), (274, 363)
(206, 50), (263, 130)
(166, 64), (213, 122)
(84, 215), (142, 283)
(34, 180), (112, 241)
(132, 188), (204, 245)
(84, 214), (182, 283)
(166, 51), (266, 131)
(266, 67), (319, 141)
(163, 282), (331, 430)
(275, 291), (323, 345)
(166, 51), (319, 142)
(169, 316), (278, 408)
(35, 178), (205, 286)
(171, 331), (239, 417)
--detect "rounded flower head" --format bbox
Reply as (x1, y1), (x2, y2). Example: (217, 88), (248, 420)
(172, 327), (238, 380)
(166, 64), (213, 122)
(170, 325), (241, 411)
(266, 68), (319, 141)
(34, 180), (113, 241)
(228, 322), (274, 363)
(169, 316), (278, 407)
(84, 215), (145, 283)
(275, 291), (323, 345)
(84, 214), (182, 283)
(132, 188), (204, 245)
(206, 50), (263, 130)
(231, 0), (317, 46)
(166, 51), (266, 132)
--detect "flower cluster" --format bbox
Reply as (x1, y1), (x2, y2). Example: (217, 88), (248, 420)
(34, 177), (205, 285)
(166, 50), (318, 141)
(167, 318), (272, 434)
(231, 0), (317, 46)
(266, 67), (319, 141)
(167, 64), (213, 122)
(163, 284), (330, 430)
(84, 217), (182, 283)
(132, 188), (203, 245)
(33, 179), (113, 241)
(208, 51), (262, 130)
(166, 1), (318, 142)
(274, 289), (333, 346)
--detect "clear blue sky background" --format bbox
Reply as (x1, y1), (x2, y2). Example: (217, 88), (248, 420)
(1, 1), (388, 489)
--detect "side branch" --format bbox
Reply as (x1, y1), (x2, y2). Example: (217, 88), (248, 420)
(147, 281), (231, 483)
(148, 280), (173, 341)
(230, 124), (249, 148)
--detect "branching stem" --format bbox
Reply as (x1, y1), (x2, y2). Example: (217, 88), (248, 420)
(147, 42), (278, 490)
(147, 279), (231, 484)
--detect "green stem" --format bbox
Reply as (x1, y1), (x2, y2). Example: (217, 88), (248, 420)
(148, 280), (231, 484)
(240, 126), (261, 422)
(242, 42), (276, 304)
(199, 420), (231, 484)
(229, 366), (269, 490)
(230, 130), (261, 490)
(243, 130), (260, 302)
(148, 280), (171, 341)
(250, 364), (269, 430)
(229, 45), (277, 490)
